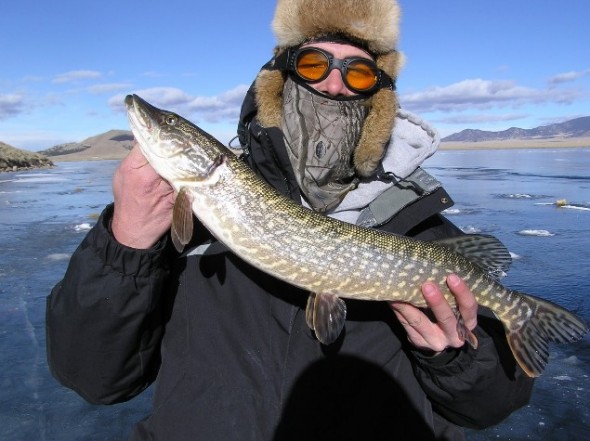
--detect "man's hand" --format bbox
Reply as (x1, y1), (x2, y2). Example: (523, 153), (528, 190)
(111, 144), (176, 249)
(390, 274), (478, 353)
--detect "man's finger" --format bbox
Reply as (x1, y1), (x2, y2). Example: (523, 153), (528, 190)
(421, 282), (462, 345)
(391, 303), (431, 349)
(446, 274), (478, 331)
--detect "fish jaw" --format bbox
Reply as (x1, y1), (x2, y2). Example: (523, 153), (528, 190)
(125, 94), (224, 184)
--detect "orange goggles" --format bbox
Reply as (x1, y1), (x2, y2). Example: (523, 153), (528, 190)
(279, 47), (394, 94)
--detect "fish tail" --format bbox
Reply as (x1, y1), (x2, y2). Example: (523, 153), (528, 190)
(500, 291), (588, 377)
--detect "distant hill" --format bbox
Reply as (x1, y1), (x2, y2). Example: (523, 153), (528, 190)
(442, 116), (590, 142)
(39, 129), (134, 161)
(0, 141), (54, 172)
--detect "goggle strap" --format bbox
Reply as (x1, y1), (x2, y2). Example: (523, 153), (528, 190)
(267, 50), (292, 72)
(379, 73), (396, 91)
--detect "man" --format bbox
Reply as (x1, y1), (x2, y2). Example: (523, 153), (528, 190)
(46, 1), (533, 440)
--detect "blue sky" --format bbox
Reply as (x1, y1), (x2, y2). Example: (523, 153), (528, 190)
(1, 0), (589, 151)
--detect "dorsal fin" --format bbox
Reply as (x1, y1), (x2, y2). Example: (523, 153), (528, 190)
(434, 234), (512, 280)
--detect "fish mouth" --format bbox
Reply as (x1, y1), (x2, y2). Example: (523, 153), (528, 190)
(125, 94), (156, 132)
(126, 94), (163, 150)
(124, 94), (135, 109)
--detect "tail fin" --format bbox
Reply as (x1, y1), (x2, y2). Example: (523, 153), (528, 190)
(503, 293), (588, 377)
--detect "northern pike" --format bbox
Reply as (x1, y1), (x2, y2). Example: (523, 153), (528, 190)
(125, 94), (587, 377)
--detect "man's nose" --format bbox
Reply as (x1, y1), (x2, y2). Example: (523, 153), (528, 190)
(317, 69), (351, 97)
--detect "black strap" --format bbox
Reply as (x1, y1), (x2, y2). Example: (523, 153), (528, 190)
(357, 168), (453, 229)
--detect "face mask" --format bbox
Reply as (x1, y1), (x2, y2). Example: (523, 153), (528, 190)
(281, 78), (369, 212)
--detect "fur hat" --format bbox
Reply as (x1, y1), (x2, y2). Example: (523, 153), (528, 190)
(255, 0), (404, 177)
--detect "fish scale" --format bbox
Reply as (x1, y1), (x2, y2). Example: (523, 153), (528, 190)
(125, 94), (588, 377)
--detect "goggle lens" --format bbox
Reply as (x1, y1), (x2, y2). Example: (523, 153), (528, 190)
(295, 50), (330, 81)
(294, 48), (379, 93)
(346, 60), (379, 91)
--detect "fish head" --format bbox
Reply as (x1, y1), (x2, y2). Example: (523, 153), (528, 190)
(125, 94), (224, 183)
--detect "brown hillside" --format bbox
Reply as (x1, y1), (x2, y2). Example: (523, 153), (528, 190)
(0, 142), (54, 172)
(41, 130), (134, 162)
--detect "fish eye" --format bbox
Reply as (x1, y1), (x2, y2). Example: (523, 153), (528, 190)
(165, 114), (178, 126)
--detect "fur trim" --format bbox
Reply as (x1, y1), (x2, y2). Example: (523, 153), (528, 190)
(254, 69), (284, 128)
(272, 0), (400, 54)
(376, 48), (405, 81)
(352, 50), (404, 176)
(353, 87), (397, 176)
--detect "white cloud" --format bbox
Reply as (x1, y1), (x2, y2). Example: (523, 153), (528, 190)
(548, 69), (590, 85)
(0, 93), (26, 120)
(53, 70), (102, 84)
(87, 83), (134, 95)
(400, 78), (583, 113)
(188, 85), (249, 122)
(436, 113), (529, 125)
(108, 85), (249, 124)
(108, 87), (192, 111)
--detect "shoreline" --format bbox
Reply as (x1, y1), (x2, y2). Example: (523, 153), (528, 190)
(0, 164), (55, 173)
(440, 136), (590, 150)
(2, 138), (589, 171)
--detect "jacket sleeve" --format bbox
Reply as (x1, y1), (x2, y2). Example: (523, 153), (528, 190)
(411, 311), (534, 429)
(46, 204), (171, 405)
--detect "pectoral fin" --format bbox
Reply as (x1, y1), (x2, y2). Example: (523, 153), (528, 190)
(305, 292), (347, 345)
(455, 310), (478, 349)
(171, 187), (194, 252)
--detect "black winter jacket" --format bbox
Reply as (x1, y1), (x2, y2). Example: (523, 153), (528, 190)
(46, 89), (533, 441)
